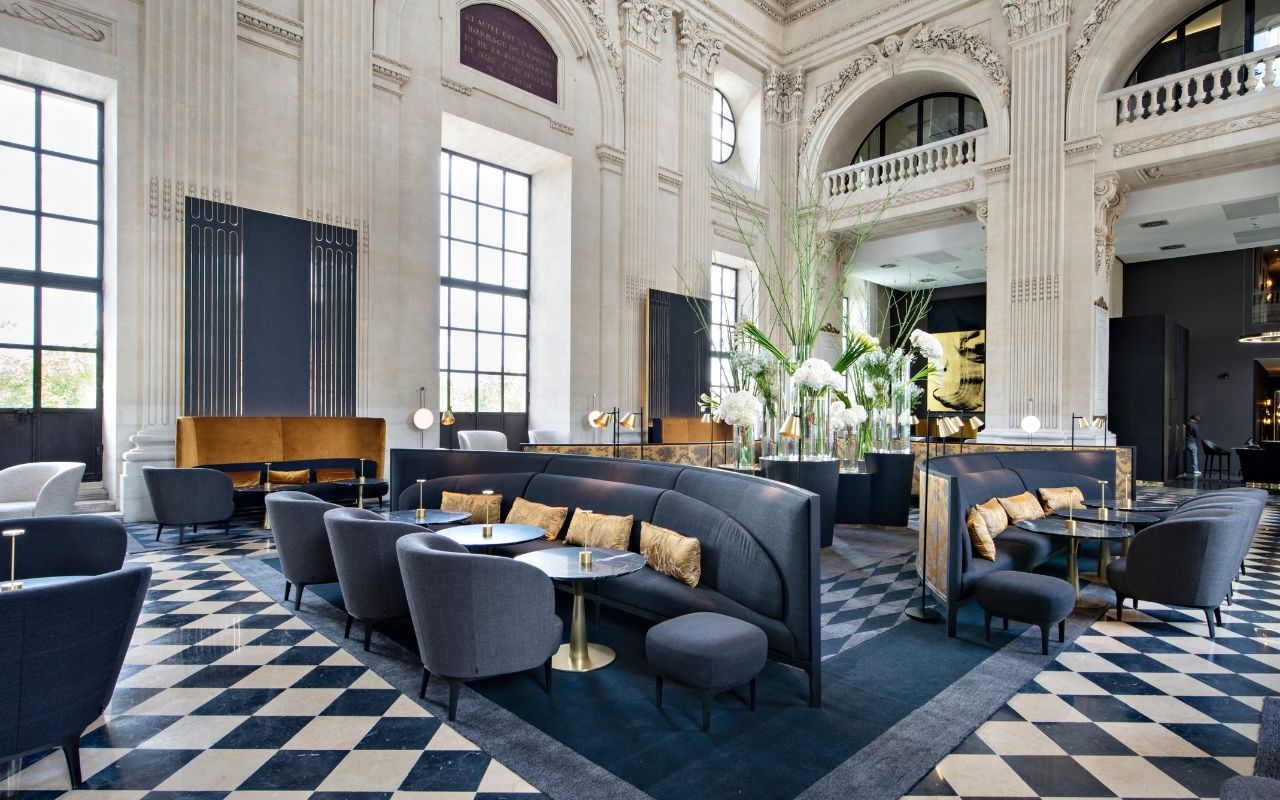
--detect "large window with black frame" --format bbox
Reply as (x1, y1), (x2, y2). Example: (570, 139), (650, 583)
(710, 260), (738, 398)
(0, 76), (104, 478)
(438, 150), (530, 442)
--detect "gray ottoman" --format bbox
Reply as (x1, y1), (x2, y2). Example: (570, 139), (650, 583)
(645, 612), (767, 732)
(975, 570), (1075, 655)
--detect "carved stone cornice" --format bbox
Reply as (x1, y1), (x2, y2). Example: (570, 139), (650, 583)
(1, 0), (107, 43)
(1065, 135), (1102, 156)
(550, 120), (575, 135)
(1067, 0), (1121, 92)
(1114, 109), (1280, 156)
(658, 166), (683, 190)
(372, 54), (410, 91)
(235, 0), (302, 45)
(1001, 0), (1070, 41)
(441, 77), (472, 96)
(676, 13), (723, 80)
(580, 0), (625, 92)
(840, 179), (975, 218)
(763, 66), (804, 125)
(597, 144), (625, 173)
(800, 25), (1008, 155)
(619, 0), (672, 55)
(1093, 173), (1127, 279)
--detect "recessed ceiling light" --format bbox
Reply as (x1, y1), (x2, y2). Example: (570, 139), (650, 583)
(1241, 331), (1280, 343)
(1139, 220), (1170, 228)
(1159, 244), (1186, 251)
(879, 263), (897, 269)
(919, 277), (938, 284)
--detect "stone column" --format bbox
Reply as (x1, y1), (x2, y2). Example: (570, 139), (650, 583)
(760, 66), (805, 341)
(618, 1), (671, 406)
(981, 0), (1072, 441)
(674, 13), (722, 298)
(122, 0), (238, 520)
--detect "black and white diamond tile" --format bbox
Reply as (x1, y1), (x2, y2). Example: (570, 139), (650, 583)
(0, 539), (544, 799)
(819, 552), (923, 659)
(905, 492), (1280, 799)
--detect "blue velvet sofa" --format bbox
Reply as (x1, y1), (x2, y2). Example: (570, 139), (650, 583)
(388, 449), (823, 706)
(201, 458), (388, 512)
(919, 449), (1135, 636)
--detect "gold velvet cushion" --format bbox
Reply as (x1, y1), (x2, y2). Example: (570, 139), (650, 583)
(564, 510), (633, 550)
(640, 521), (701, 587)
(441, 491), (502, 524)
(967, 498), (1008, 561)
(315, 467), (357, 482)
(998, 491), (1045, 524)
(268, 468), (310, 485)
(507, 497), (569, 540)
(225, 470), (261, 489)
(1039, 486), (1085, 514)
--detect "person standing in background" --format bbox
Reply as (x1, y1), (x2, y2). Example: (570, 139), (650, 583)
(1186, 413), (1201, 476)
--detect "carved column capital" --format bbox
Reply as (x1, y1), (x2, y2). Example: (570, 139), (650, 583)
(1093, 173), (1127, 280)
(619, 0), (672, 54)
(763, 65), (805, 125)
(676, 13), (723, 80)
(1001, 0), (1070, 41)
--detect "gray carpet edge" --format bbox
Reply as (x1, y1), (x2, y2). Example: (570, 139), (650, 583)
(228, 553), (655, 800)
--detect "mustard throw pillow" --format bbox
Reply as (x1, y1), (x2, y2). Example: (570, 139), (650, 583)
(967, 507), (998, 561)
(507, 497), (569, 540)
(973, 497), (1008, 538)
(315, 467), (357, 482)
(640, 521), (701, 587)
(564, 510), (632, 550)
(268, 468), (310, 485)
(225, 470), (261, 489)
(441, 491), (502, 524)
(1039, 486), (1085, 514)
(998, 491), (1045, 523)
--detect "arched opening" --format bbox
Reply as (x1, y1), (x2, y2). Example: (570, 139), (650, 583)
(1128, 0), (1280, 85)
(850, 92), (986, 165)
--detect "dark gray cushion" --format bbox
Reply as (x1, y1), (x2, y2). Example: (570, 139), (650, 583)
(994, 529), (1061, 567)
(544, 456), (682, 489)
(1010, 469), (1107, 504)
(646, 612), (767, 690)
(958, 544), (1021, 597)
(975, 570), (1075, 623)
(1221, 776), (1280, 800)
(954, 469), (1028, 511)
(399, 473), (537, 519)
(0, 515), (126, 579)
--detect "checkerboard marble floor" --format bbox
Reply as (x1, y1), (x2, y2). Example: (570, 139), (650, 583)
(904, 495), (1280, 799)
(0, 539), (544, 799)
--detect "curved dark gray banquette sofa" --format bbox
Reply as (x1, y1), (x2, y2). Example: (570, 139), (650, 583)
(388, 449), (823, 706)
(920, 449), (1133, 637)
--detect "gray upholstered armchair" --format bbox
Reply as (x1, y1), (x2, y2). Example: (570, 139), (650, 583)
(1221, 696), (1280, 798)
(323, 507), (419, 651)
(0, 515), (127, 580)
(142, 466), (235, 544)
(265, 491), (340, 610)
(457, 430), (508, 451)
(1107, 507), (1254, 638)
(0, 462), (85, 520)
(0, 564), (151, 788)
(396, 531), (561, 721)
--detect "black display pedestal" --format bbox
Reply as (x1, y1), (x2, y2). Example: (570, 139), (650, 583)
(762, 457), (839, 548)
(866, 452), (914, 527)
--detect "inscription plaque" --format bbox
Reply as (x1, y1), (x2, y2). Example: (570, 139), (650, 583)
(460, 4), (558, 103)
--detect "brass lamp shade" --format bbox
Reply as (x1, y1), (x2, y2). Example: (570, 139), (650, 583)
(779, 415), (802, 439)
(593, 412), (615, 429)
(700, 412), (713, 424)
(937, 416), (962, 437)
(440, 409), (456, 426)
(1074, 415), (1105, 429)
(619, 412), (640, 430)
(968, 416), (984, 430)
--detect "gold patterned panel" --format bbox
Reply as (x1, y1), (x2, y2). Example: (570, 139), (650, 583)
(522, 442), (732, 467)
(922, 470), (951, 601)
(910, 442), (1137, 498)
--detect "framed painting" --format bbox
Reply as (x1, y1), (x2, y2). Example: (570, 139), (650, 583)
(927, 330), (985, 413)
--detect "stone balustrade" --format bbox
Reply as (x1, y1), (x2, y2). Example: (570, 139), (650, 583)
(822, 129), (986, 199)
(1104, 44), (1280, 126)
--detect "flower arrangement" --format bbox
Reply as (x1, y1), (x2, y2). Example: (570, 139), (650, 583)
(831, 403), (868, 434)
(715, 389), (763, 428)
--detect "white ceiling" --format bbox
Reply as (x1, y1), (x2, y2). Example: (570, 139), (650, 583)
(847, 221), (987, 290)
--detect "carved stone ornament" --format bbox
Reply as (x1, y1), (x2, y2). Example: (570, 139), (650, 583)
(580, 0), (626, 92)
(619, 0), (672, 53)
(1001, 0), (1070, 41)
(676, 14), (723, 80)
(975, 200), (989, 229)
(1093, 174), (1127, 279)
(763, 65), (805, 124)
(1067, 0), (1122, 92)
(1, 0), (105, 42)
(800, 25), (1009, 155)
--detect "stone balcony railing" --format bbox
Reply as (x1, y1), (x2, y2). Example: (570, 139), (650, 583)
(1104, 44), (1280, 126)
(822, 129), (986, 199)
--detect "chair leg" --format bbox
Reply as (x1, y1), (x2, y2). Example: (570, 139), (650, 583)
(193, 523), (198, 534)
(284, 581), (292, 602)
(155, 523), (164, 542)
(363, 620), (373, 651)
(1204, 608), (1216, 639)
(62, 736), (82, 789)
(178, 525), (185, 545)
(700, 689), (712, 733)
(447, 678), (463, 721)
(294, 584), (305, 611)
(655, 674), (663, 708)
(1214, 606), (1223, 626)
(1040, 624), (1049, 656)
(984, 611), (991, 642)
(1002, 616), (1009, 631)
(419, 667), (430, 699)
(1115, 594), (1126, 622)
(544, 658), (552, 694)
(1058, 619), (1065, 643)
(344, 613), (353, 639)
(749, 677), (757, 711)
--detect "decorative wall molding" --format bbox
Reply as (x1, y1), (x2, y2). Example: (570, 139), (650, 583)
(675, 13), (722, 80)
(596, 144), (625, 171)
(441, 77), (472, 96)
(550, 119), (575, 135)
(1067, 0), (1122, 93)
(842, 178), (975, 218)
(1094, 296), (1110, 311)
(579, 0), (625, 92)
(657, 166), (683, 189)
(800, 24), (1008, 155)
(235, 0), (302, 45)
(1011, 274), (1061, 303)
(974, 200), (989, 229)
(782, 0), (930, 55)
(1113, 109), (1280, 156)
(982, 156), (1013, 176)
(1093, 174), (1127, 279)
(619, 0), (672, 54)
(371, 54), (410, 92)
(712, 221), (749, 242)
(763, 65), (804, 125)
(0, 0), (107, 43)
(1065, 134), (1102, 156)
(1000, 0), (1069, 41)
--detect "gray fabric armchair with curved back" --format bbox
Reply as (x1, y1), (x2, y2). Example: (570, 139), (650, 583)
(0, 564), (151, 788)
(142, 466), (235, 544)
(1107, 507), (1255, 638)
(265, 491), (340, 610)
(0, 515), (127, 579)
(323, 507), (419, 651)
(1220, 696), (1280, 798)
(396, 531), (561, 721)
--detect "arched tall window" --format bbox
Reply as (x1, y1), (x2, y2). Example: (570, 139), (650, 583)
(851, 93), (985, 164)
(711, 89), (736, 165)
(1129, 0), (1280, 85)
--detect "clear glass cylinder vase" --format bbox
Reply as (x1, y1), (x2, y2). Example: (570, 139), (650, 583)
(836, 433), (861, 472)
(735, 424), (754, 470)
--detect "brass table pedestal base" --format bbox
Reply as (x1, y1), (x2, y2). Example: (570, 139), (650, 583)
(552, 642), (616, 672)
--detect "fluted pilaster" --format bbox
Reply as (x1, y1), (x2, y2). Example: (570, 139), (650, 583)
(676, 12), (721, 298)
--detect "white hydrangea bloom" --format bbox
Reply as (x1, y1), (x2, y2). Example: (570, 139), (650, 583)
(794, 357), (841, 391)
(716, 390), (763, 427)
(831, 403), (868, 434)
(910, 329), (945, 364)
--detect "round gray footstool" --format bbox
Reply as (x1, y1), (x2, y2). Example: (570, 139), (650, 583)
(975, 571), (1075, 655)
(645, 612), (767, 732)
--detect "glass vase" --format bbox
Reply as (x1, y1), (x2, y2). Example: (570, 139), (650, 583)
(836, 434), (861, 472)
(802, 393), (831, 459)
(735, 424), (754, 470)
